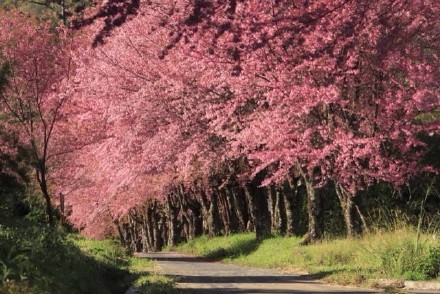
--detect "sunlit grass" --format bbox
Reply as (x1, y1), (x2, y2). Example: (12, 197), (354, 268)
(128, 255), (180, 294)
(173, 228), (440, 287)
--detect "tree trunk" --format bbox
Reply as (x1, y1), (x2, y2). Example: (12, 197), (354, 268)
(301, 176), (323, 244)
(195, 190), (211, 235)
(244, 182), (271, 240)
(267, 186), (276, 231)
(335, 184), (355, 238)
(230, 186), (247, 232)
(217, 189), (231, 235)
(275, 186), (287, 235)
(282, 181), (295, 236)
(37, 168), (54, 226)
(186, 191), (203, 239)
(207, 191), (222, 236)
(166, 195), (178, 247)
(295, 163), (323, 244)
(225, 187), (240, 233)
(244, 184), (255, 232)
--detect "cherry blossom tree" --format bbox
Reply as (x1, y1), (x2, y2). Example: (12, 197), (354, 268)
(0, 10), (73, 225)
(60, 0), (439, 240)
(167, 0), (440, 238)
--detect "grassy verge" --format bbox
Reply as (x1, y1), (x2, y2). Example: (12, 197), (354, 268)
(0, 220), (179, 293)
(172, 228), (440, 287)
(128, 257), (180, 294)
(0, 220), (130, 293)
(74, 236), (180, 294)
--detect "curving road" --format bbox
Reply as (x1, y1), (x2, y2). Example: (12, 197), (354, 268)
(135, 252), (378, 293)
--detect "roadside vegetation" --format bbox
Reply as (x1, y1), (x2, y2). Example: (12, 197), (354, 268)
(172, 227), (440, 287)
(0, 219), (179, 293)
(0, 186), (177, 293)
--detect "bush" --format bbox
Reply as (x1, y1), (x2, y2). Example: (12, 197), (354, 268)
(379, 238), (440, 280)
(420, 244), (440, 279)
(0, 220), (132, 293)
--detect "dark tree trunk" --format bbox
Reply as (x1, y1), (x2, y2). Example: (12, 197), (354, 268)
(146, 204), (155, 251)
(36, 168), (54, 226)
(218, 188), (233, 235)
(195, 189), (211, 235)
(207, 191), (222, 236)
(282, 181), (295, 236)
(275, 186), (287, 235)
(229, 185), (247, 232)
(166, 195), (179, 247)
(187, 195), (203, 239)
(244, 181), (271, 240)
(225, 187), (240, 233)
(267, 186), (276, 231)
(268, 186), (285, 233)
(127, 211), (143, 252)
(244, 184), (255, 232)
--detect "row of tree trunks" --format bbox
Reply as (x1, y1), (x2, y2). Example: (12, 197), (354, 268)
(117, 173), (367, 252)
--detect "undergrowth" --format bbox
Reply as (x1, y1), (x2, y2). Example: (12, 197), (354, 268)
(0, 218), (179, 293)
(0, 221), (132, 294)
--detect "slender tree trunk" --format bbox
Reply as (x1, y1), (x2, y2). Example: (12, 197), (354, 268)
(196, 190), (211, 235)
(166, 195), (178, 247)
(207, 191), (221, 236)
(153, 214), (163, 251)
(355, 204), (369, 233)
(282, 181), (295, 236)
(36, 168), (54, 226)
(267, 186), (276, 231)
(275, 186), (287, 235)
(300, 175), (323, 244)
(149, 201), (163, 251)
(146, 204), (155, 251)
(230, 186), (247, 232)
(244, 184), (255, 232)
(225, 187), (240, 233)
(295, 163), (323, 244)
(335, 184), (355, 238)
(127, 212), (141, 252)
(218, 189), (232, 235)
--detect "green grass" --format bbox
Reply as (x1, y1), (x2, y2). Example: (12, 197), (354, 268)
(128, 256), (181, 294)
(172, 228), (440, 287)
(0, 221), (180, 293)
(0, 221), (132, 294)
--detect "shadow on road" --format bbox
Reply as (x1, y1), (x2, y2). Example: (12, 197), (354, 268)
(167, 274), (324, 284)
(142, 255), (212, 263)
(180, 289), (374, 293)
(138, 252), (376, 293)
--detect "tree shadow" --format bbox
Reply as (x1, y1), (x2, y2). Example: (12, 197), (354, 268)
(138, 254), (213, 263)
(168, 274), (323, 284)
(179, 288), (373, 293)
(204, 238), (263, 261)
(168, 270), (373, 293)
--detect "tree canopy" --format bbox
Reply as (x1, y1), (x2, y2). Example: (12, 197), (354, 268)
(1, 0), (439, 238)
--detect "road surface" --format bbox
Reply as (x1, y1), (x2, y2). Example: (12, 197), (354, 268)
(135, 252), (378, 293)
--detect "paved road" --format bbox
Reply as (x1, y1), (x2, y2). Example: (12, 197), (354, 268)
(135, 252), (378, 293)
